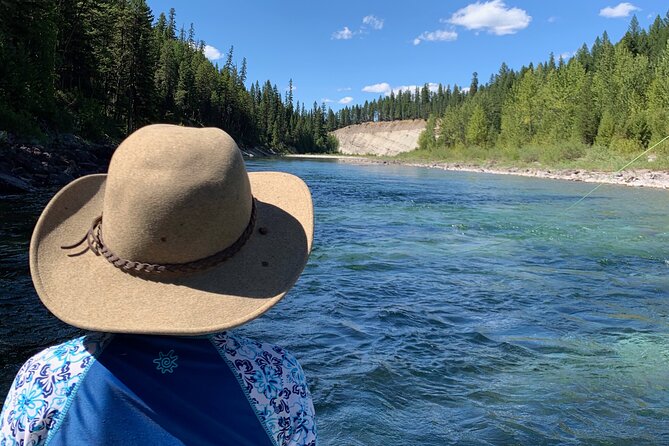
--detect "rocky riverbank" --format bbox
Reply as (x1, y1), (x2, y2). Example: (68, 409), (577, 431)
(294, 155), (669, 189)
(415, 161), (669, 189)
(0, 135), (274, 194)
(0, 135), (116, 193)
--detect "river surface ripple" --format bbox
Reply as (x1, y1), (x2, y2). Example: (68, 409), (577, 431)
(1, 159), (668, 445)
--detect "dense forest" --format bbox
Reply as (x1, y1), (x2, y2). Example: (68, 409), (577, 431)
(336, 14), (669, 162)
(2, 2), (668, 159)
(0, 0), (337, 152)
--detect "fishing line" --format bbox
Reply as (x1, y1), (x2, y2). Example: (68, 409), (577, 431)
(565, 134), (669, 212)
(453, 134), (669, 255)
(437, 134), (669, 332)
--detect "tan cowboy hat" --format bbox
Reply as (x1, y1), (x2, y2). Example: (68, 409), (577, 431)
(29, 124), (313, 335)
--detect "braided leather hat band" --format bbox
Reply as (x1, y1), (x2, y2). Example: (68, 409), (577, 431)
(61, 198), (257, 274)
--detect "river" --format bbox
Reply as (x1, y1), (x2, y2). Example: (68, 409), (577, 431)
(1, 159), (669, 445)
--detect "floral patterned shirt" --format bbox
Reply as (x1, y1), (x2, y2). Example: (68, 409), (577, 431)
(0, 332), (317, 446)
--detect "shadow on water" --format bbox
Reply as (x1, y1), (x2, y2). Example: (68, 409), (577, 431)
(0, 191), (83, 389)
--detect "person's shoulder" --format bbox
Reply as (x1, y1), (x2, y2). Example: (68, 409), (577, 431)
(211, 332), (305, 379)
(210, 332), (317, 446)
(0, 333), (112, 446)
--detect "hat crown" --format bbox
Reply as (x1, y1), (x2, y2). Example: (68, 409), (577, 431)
(102, 124), (252, 264)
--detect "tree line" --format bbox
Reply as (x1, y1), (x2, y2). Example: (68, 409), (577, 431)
(2, 2), (668, 158)
(333, 14), (669, 160)
(0, 0), (337, 152)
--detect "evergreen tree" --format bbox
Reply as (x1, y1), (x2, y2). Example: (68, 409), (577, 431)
(2, 3), (669, 158)
(469, 72), (479, 96)
(418, 115), (437, 150)
(499, 68), (538, 147)
(466, 103), (488, 146)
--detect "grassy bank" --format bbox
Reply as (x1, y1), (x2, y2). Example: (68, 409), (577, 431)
(395, 142), (669, 172)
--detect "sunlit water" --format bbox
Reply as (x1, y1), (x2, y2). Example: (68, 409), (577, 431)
(1, 159), (668, 445)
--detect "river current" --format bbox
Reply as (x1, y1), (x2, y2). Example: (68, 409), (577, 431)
(1, 159), (668, 445)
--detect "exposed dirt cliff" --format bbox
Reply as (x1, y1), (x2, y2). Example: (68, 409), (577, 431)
(332, 119), (426, 156)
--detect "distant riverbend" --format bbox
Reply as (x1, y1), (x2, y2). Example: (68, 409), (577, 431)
(2, 158), (668, 444)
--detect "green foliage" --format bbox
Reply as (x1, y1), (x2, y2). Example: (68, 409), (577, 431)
(2, 2), (669, 159)
(465, 103), (488, 147)
(609, 135), (644, 154)
(499, 68), (537, 147)
(0, 0), (58, 133)
(596, 111), (616, 147)
(438, 105), (465, 147)
(0, 0), (336, 152)
(418, 115), (437, 151)
(410, 12), (669, 168)
(648, 40), (669, 153)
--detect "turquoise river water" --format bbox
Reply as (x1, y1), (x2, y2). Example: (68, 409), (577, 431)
(1, 159), (669, 445)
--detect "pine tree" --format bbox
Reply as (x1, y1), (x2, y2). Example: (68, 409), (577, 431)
(500, 68), (538, 147)
(438, 105), (465, 147)
(418, 115), (437, 150)
(622, 15), (643, 55)
(175, 56), (195, 121)
(167, 8), (177, 39)
(469, 72), (479, 96)
(596, 110), (616, 146)
(0, 0), (59, 132)
(466, 103), (488, 146)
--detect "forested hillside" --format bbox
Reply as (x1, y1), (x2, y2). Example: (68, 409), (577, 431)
(2, 2), (668, 160)
(336, 14), (669, 163)
(0, 0), (337, 152)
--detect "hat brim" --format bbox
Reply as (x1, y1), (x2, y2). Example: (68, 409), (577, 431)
(30, 172), (313, 335)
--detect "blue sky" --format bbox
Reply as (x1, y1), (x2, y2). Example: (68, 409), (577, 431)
(146, 1), (667, 110)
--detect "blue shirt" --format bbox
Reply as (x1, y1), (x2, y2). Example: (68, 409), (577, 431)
(0, 332), (317, 445)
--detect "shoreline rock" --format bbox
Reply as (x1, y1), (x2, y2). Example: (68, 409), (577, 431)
(5, 137), (666, 193)
(288, 154), (669, 189)
(418, 162), (669, 189)
(0, 137), (273, 194)
(0, 135), (116, 193)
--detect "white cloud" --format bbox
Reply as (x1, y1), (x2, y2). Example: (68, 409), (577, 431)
(363, 82), (439, 96)
(547, 16), (558, 23)
(338, 96), (354, 104)
(337, 87), (352, 92)
(413, 29), (458, 45)
(332, 26), (354, 40)
(446, 0), (531, 36)
(362, 82), (392, 95)
(599, 3), (640, 18)
(559, 51), (574, 61)
(334, 15), (384, 40)
(461, 87), (471, 93)
(362, 15), (384, 30)
(322, 98), (334, 103)
(204, 45), (222, 60)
